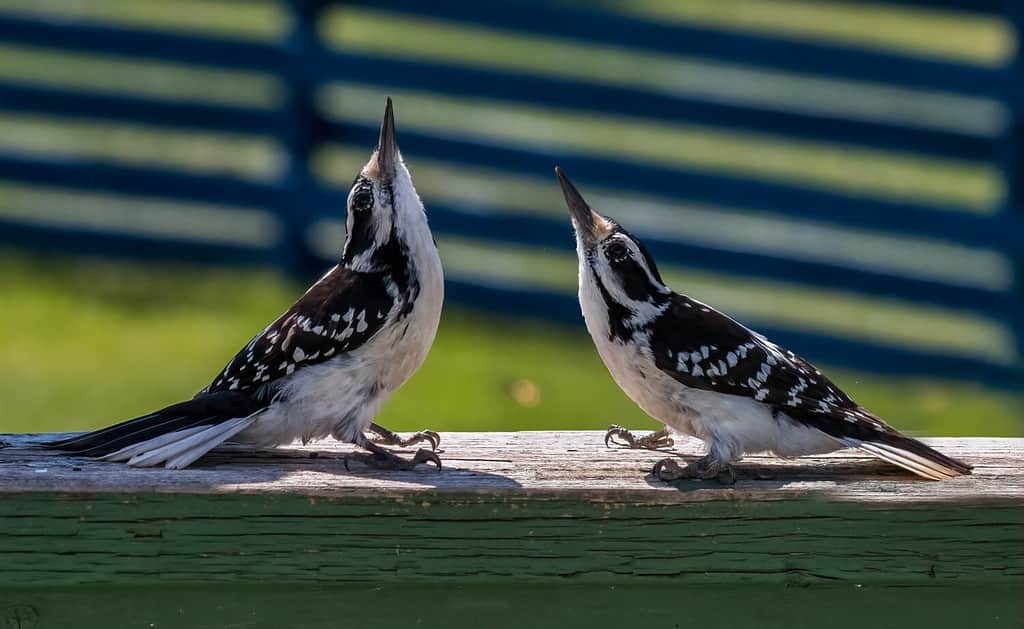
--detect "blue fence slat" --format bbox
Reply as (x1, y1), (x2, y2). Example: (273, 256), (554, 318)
(0, 15), (286, 73)
(276, 0), (330, 277)
(1005, 6), (1024, 365)
(305, 185), (1013, 320)
(313, 50), (997, 161)
(0, 82), (283, 136)
(426, 202), (1016, 319)
(0, 219), (273, 266)
(326, 121), (1022, 253)
(352, 0), (1016, 101)
(0, 153), (284, 211)
(436, 281), (1023, 388)
(875, 0), (1007, 13)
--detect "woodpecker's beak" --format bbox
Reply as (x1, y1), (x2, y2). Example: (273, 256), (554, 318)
(372, 97), (398, 181)
(555, 166), (609, 246)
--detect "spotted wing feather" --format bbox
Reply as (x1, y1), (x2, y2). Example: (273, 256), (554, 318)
(649, 294), (902, 439)
(206, 266), (396, 394)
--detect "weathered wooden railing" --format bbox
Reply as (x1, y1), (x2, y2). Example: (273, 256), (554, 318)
(1, 432), (1021, 628)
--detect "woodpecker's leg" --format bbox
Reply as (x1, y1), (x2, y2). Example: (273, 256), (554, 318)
(366, 422), (441, 450)
(345, 436), (442, 471)
(605, 424), (674, 450)
(653, 454), (735, 485)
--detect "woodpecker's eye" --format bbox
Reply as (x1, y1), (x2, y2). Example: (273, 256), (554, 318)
(605, 242), (629, 263)
(351, 188), (374, 211)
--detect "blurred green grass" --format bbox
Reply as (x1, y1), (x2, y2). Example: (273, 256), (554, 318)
(1, 252), (1019, 437)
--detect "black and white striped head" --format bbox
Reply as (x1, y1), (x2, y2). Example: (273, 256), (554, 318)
(555, 167), (669, 334)
(342, 98), (428, 271)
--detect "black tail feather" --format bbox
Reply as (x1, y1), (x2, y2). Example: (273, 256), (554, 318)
(46, 391), (269, 458)
(878, 432), (973, 475)
(785, 405), (972, 478)
(45, 411), (166, 450)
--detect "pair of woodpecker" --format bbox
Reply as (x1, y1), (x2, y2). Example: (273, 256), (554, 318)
(51, 99), (970, 482)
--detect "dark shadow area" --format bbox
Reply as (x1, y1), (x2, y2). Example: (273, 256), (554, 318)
(643, 457), (931, 491)
(3, 433), (523, 492)
(3, 582), (1021, 629)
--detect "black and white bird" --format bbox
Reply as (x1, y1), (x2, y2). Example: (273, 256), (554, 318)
(48, 99), (445, 470)
(554, 167), (971, 482)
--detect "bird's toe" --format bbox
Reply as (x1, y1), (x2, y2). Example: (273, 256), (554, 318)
(652, 458), (691, 481)
(604, 425), (634, 448)
(412, 448), (442, 471)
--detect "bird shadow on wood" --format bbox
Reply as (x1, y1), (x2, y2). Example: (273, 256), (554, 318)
(198, 445), (525, 489)
(5, 436), (522, 491)
(642, 458), (925, 491)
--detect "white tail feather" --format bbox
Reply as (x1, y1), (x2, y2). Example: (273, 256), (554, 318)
(124, 414), (261, 469)
(850, 440), (963, 480)
(99, 425), (210, 463)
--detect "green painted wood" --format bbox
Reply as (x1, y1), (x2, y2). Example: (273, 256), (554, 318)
(1, 583), (1022, 629)
(1, 432), (1021, 592)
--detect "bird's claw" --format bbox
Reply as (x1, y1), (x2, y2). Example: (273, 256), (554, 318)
(369, 427), (442, 450)
(653, 458), (691, 481)
(411, 448), (442, 470)
(344, 447), (442, 472)
(605, 425), (674, 450)
(412, 430), (442, 451)
(653, 456), (735, 485)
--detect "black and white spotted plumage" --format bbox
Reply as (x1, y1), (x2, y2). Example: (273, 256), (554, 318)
(49, 99), (445, 469)
(555, 167), (970, 480)
(207, 266), (401, 395)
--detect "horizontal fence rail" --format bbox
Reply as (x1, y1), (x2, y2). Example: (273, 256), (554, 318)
(351, 0), (1022, 102)
(0, 0), (1020, 388)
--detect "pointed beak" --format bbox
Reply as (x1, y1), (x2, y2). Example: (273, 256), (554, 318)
(555, 166), (605, 246)
(373, 97), (398, 181)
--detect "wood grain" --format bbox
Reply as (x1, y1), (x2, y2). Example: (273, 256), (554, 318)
(1, 432), (1021, 588)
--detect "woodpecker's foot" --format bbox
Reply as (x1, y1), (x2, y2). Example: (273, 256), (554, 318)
(344, 447), (441, 472)
(605, 425), (674, 451)
(653, 455), (735, 485)
(367, 422), (441, 450)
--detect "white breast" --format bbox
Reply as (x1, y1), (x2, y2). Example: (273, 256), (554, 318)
(238, 244), (444, 448)
(579, 273), (839, 461)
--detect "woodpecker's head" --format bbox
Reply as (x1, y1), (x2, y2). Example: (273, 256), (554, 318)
(555, 167), (669, 332)
(342, 97), (429, 270)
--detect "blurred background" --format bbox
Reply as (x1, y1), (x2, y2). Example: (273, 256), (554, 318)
(0, 0), (1020, 436)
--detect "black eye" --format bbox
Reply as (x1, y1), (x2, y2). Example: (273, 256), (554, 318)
(605, 242), (629, 262)
(351, 188), (374, 211)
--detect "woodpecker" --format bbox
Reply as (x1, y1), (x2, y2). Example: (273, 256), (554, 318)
(554, 167), (971, 483)
(48, 99), (445, 471)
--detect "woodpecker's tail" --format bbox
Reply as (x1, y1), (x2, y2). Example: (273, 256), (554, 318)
(852, 434), (972, 481)
(45, 391), (267, 469)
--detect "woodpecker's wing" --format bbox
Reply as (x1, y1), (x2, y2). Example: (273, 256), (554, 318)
(648, 294), (970, 478)
(649, 295), (853, 410)
(206, 265), (396, 395)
